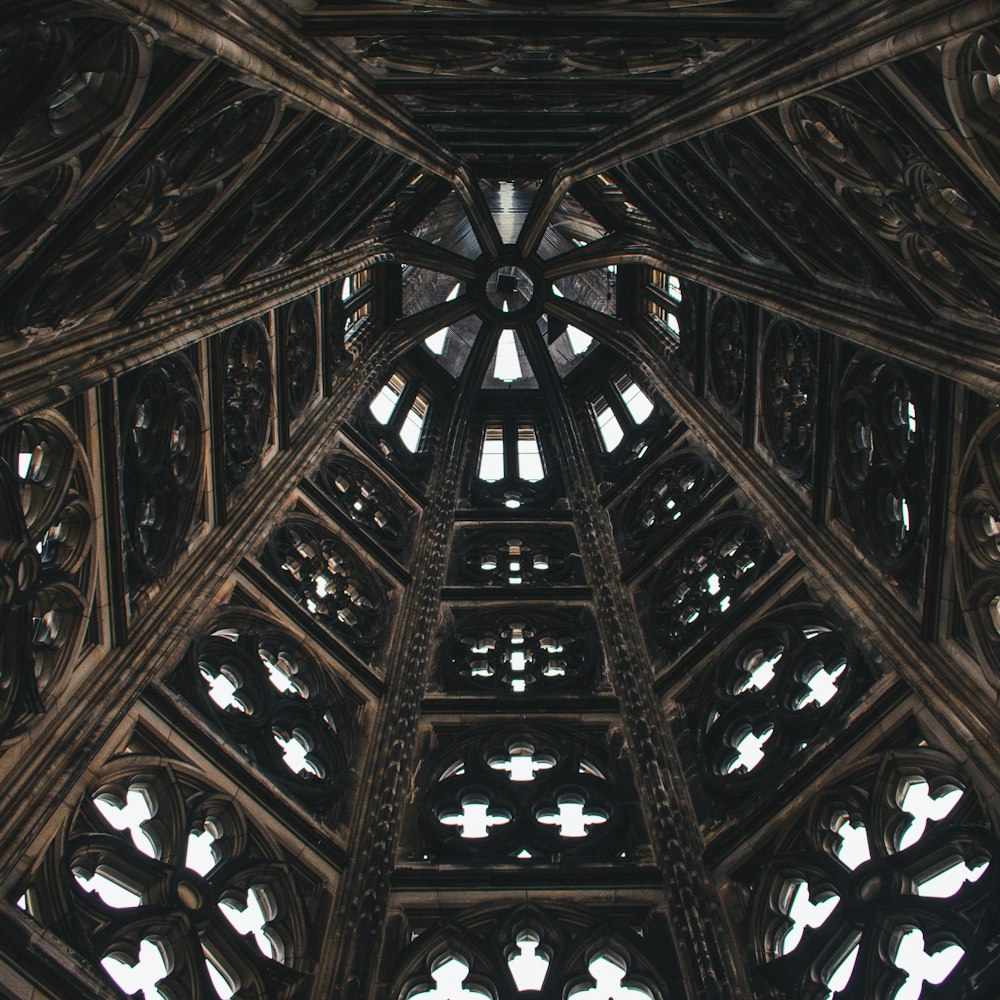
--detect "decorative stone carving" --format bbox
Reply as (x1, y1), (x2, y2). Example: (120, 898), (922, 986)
(0, 411), (95, 740)
(439, 606), (598, 696)
(417, 724), (631, 861)
(708, 296), (747, 417)
(648, 513), (771, 658)
(690, 605), (871, 802)
(264, 516), (388, 651)
(171, 610), (357, 819)
(759, 319), (818, 481)
(835, 353), (927, 587)
(120, 355), (204, 585)
(221, 320), (272, 489)
(279, 296), (318, 419)
(450, 525), (583, 587)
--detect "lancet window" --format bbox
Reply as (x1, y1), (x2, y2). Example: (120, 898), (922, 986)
(835, 353), (928, 590)
(0, 410), (96, 741)
(451, 526), (582, 587)
(470, 414), (555, 510)
(615, 448), (715, 563)
(316, 451), (414, 556)
(688, 605), (872, 803)
(263, 516), (388, 650)
(747, 748), (998, 1000)
(364, 370), (432, 472)
(587, 369), (666, 478)
(343, 267), (374, 341)
(170, 610), (356, 819)
(644, 267), (685, 343)
(417, 725), (630, 862)
(119, 355), (204, 586)
(648, 513), (771, 658)
(394, 904), (669, 1000)
(278, 296), (318, 419)
(20, 755), (315, 1000)
(220, 320), (272, 489)
(439, 607), (598, 696)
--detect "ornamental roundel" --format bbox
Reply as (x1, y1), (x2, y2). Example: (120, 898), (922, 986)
(834, 353), (927, 585)
(418, 724), (632, 862)
(942, 30), (1000, 188)
(649, 512), (771, 658)
(278, 297), (318, 419)
(691, 605), (871, 801)
(171, 609), (357, 819)
(781, 95), (1000, 312)
(394, 904), (671, 1000)
(759, 319), (818, 481)
(708, 296), (747, 416)
(317, 451), (413, 556)
(264, 515), (389, 650)
(120, 355), (204, 585)
(953, 410), (1000, 682)
(616, 448), (715, 561)
(439, 606), (599, 696)
(221, 320), (272, 489)
(0, 411), (96, 741)
(26, 755), (314, 1000)
(747, 748), (999, 1000)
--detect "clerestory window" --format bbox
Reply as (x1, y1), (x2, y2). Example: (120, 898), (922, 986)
(472, 417), (550, 509)
(368, 372), (430, 454)
(592, 374), (655, 454)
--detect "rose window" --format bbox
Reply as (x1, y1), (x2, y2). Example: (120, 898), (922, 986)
(264, 516), (388, 650)
(616, 449), (714, 560)
(692, 606), (870, 800)
(317, 451), (412, 555)
(440, 607), (598, 696)
(453, 526), (581, 587)
(748, 750), (998, 1000)
(172, 611), (355, 818)
(649, 514), (770, 656)
(25, 758), (312, 1000)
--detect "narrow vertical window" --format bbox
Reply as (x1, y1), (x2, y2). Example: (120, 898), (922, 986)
(399, 393), (429, 453)
(479, 423), (505, 482)
(616, 377), (654, 425)
(594, 398), (624, 452)
(493, 330), (524, 383)
(369, 373), (407, 425)
(517, 426), (544, 482)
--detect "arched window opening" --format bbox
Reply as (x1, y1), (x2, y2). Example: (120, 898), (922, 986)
(748, 751), (997, 1000)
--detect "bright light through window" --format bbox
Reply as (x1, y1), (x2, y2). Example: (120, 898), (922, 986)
(617, 379), (654, 424)
(399, 393), (428, 453)
(425, 328), (448, 354)
(479, 424), (505, 482)
(493, 330), (524, 382)
(369, 373), (406, 425)
(447, 283), (461, 302)
(517, 426), (544, 482)
(566, 325), (593, 355)
(595, 401), (624, 452)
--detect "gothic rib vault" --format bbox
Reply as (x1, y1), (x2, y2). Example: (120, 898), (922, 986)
(4, 2), (1000, 1000)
